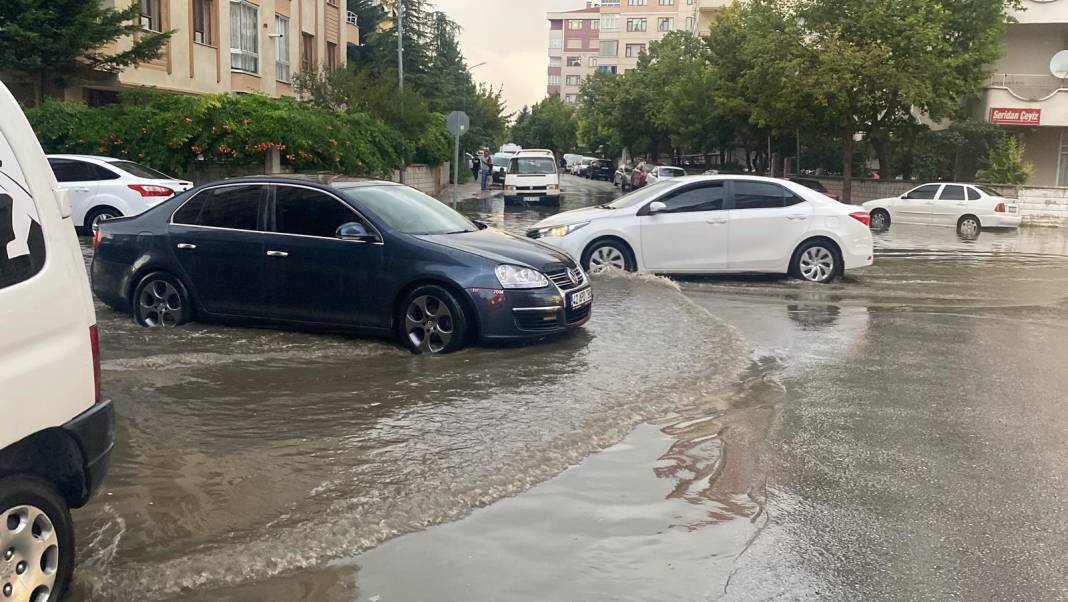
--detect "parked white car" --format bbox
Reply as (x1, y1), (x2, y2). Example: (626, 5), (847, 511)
(645, 165), (686, 185)
(505, 150), (562, 205)
(528, 175), (874, 283)
(1, 80), (114, 602)
(47, 154), (192, 232)
(862, 183), (1021, 235)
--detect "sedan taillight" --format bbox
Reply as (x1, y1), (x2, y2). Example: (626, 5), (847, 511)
(128, 184), (174, 197)
(995, 202), (1006, 213)
(90, 325), (102, 403)
(92, 227), (102, 250)
(849, 211), (871, 227)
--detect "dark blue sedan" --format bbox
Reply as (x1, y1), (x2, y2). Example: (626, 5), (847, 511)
(91, 177), (592, 353)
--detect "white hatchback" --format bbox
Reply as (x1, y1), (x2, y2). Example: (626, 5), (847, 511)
(47, 154), (192, 232)
(528, 175), (874, 283)
(862, 183), (1021, 235)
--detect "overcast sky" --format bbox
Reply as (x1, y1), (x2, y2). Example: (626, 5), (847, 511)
(432, 0), (580, 118)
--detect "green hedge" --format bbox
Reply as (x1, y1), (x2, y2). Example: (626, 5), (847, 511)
(26, 92), (451, 178)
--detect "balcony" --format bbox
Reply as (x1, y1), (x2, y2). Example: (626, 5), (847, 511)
(985, 73), (1068, 127)
(345, 11), (360, 46)
(1009, 0), (1068, 24)
(698, 0), (732, 9)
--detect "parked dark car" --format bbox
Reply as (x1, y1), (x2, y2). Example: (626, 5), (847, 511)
(587, 159), (615, 181)
(91, 177), (593, 353)
(788, 177), (840, 201)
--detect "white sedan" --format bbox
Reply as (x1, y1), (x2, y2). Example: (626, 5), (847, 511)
(527, 175), (874, 283)
(47, 154), (192, 232)
(862, 183), (1020, 236)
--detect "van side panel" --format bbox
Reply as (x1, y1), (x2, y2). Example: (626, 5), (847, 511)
(0, 83), (97, 450)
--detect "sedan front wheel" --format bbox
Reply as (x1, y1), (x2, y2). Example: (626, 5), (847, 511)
(583, 240), (635, 275)
(400, 285), (469, 354)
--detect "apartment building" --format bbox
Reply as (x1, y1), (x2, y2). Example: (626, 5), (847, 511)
(69, 0), (360, 104)
(981, 0), (1068, 186)
(547, 0), (717, 103)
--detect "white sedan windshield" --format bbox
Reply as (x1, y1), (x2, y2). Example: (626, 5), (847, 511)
(606, 181), (674, 209)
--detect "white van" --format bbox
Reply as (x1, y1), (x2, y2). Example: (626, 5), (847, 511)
(504, 150), (562, 205)
(0, 81), (114, 601)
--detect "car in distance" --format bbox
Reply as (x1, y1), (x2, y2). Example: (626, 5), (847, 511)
(587, 159), (615, 182)
(862, 182), (1020, 234)
(490, 152), (513, 184)
(1, 79), (114, 602)
(505, 151), (562, 205)
(47, 154), (192, 232)
(527, 175), (873, 283)
(613, 164), (633, 188)
(574, 157), (596, 177)
(788, 177), (839, 201)
(92, 177), (591, 353)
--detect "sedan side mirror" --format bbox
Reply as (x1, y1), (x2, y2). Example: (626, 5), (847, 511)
(473, 220), (489, 230)
(336, 222), (379, 243)
(648, 201), (668, 214)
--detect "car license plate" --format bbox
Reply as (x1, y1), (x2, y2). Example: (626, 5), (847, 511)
(569, 288), (593, 308)
(1008, 206), (1017, 213)
(523, 196), (541, 202)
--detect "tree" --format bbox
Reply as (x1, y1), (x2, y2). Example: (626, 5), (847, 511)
(977, 136), (1033, 185)
(0, 0), (172, 105)
(511, 95), (576, 156)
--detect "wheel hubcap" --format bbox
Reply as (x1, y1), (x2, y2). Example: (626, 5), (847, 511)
(960, 219), (979, 237)
(91, 213), (115, 229)
(799, 246), (835, 282)
(1, 505), (59, 602)
(588, 246), (626, 275)
(405, 295), (454, 353)
(138, 280), (182, 327)
(872, 213), (887, 229)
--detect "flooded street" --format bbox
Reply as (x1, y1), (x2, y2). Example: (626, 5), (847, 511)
(70, 176), (1068, 601)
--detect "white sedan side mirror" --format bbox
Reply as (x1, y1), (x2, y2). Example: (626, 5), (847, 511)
(648, 201), (667, 214)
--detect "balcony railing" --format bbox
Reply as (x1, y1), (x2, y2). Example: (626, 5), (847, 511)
(988, 73), (1068, 102)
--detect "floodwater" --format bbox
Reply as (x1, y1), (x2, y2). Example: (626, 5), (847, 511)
(70, 176), (1068, 600)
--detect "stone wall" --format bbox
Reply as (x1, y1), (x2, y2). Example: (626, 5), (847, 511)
(391, 163), (450, 196)
(814, 177), (1068, 226)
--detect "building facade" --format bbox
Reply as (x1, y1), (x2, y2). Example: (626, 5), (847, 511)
(547, 6), (601, 103)
(70, 0), (359, 104)
(982, 0), (1068, 187)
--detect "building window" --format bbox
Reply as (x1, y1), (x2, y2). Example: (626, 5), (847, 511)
(301, 33), (315, 72)
(565, 75), (582, 86)
(566, 56), (581, 67)
(230, 1), (258, 73)
(588, 56), (598, 67)
(628, 0), (647, 5)
(141, 0), (162, 32)
(625, 44), (645, 58)
(627, 18), (647, 32)
(658, 0), (674, 4)
(192, 0), (212, 44)
(85, 89), (121, 107)
(685, 16), (695, 31)
(550, 56), (562, 67)
(599, 40), (618, 57)
(1059, 132), (1068, 187)
(275, 15), (290, 82)
(565, 94), (577, 103)
(326, 42), (338, 70)
(549, 36), (563, 49)
(549, 74), (561, 86)
(566, 38), (582, 49)
(568, 20), (584, 30)
(657, 17), (673, 31)
(591, 19), (599, 30)
(601, 15), (619, 31)
(596, 65), (618, 75)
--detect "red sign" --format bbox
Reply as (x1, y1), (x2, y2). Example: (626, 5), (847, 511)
(989, 107), (1041, 126)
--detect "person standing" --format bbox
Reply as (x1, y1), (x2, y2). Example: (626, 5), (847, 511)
(471, 154), (480, 180)
(480, 152), (492, 191)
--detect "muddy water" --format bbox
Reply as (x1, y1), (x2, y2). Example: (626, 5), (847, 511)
(70, 217), (749, 599)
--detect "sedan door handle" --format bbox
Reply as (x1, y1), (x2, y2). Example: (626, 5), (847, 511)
(176, 243), (197, 250)
(73, 187), (91, 193)
(266, 250), (289, 257)
(786, 214), (809, 221)
(706, 218), (728, 224)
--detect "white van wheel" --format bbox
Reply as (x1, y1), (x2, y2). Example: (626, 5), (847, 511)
(0, 477), (73, 602)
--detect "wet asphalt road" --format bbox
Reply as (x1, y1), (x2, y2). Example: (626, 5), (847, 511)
(70, 175), (1068, 601)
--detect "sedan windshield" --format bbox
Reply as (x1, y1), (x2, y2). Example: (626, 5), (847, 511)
(339, 185), (477, 235)
(605, 180), (674, 209)
(510, 157), (558, 175)
(659, 167), (686, 178)
(109, 160), (174, 180)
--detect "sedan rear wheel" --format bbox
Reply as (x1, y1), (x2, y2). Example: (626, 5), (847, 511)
(400, 286), (468, 354)
(133, 272), (191, 328)
(958, 215), (981, 239)
(869, 209), (890, 231)
(792, 241), (839, 283)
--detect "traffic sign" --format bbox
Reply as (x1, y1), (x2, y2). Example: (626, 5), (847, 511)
(447, 111), (470, 136)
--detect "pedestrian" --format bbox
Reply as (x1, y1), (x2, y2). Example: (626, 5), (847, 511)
(470, 154), (480, 180)
(480, 153), (492, 191)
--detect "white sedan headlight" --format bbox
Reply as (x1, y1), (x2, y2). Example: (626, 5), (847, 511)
(534, 221), (590, 239)
(495, 264), (549, 289)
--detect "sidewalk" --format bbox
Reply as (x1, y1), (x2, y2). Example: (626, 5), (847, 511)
(435, 179), (503, 206)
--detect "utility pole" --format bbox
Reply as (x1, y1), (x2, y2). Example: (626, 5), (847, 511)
(397, 0), (405, 183)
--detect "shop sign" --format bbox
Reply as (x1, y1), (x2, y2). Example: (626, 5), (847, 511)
(989, 107), (1042, 126)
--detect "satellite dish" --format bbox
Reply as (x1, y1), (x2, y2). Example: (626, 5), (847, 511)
(1051, 50), (1068, 79)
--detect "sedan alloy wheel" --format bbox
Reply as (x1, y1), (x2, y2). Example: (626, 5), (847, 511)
(797, 245), (836, 283)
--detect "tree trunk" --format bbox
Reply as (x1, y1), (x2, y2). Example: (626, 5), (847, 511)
(873, 134), (891, 180)
(842, 130), (854, 204)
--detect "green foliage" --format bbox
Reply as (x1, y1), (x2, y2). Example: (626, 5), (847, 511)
(25, 93), (402, 177)
(977, 136), (1034, 185)
(0, 0), (172, 104)
(511, 95), (576, 155)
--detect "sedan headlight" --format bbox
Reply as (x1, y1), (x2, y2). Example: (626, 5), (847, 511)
(495, 264), (549, 289)
(534, 221), (589, 239)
